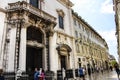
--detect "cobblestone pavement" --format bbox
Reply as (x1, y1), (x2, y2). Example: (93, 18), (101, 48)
(77, 70), (120, 80)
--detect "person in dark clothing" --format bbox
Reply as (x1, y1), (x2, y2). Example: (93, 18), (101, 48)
(87, 67), (91, 76)
(0, 69), (5, 80)
(114, 63), (120, 78)
(87, 64), (92, 80)
(34, 68), (39, 80)
(79, 67), (85, 80)
(110, 66), (113, 71)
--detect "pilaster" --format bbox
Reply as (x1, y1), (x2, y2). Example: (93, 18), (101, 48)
(7, 24), (17, 72)
(19, 25), (26, 71)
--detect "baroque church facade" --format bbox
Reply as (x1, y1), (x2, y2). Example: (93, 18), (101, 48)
(0, 0), (109, 79)
(0, 0), (76, 78)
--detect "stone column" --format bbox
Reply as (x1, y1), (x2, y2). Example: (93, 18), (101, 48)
(42, 31), (47, 71)
(0, 19), (7, 69)
(7, 24), (17, 72)
(45, 23), (55, 71)
(19, 26), (27, 71)
(49, 36), (53, 71)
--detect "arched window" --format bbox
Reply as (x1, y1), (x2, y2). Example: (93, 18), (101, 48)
(27, 26), (43, 43)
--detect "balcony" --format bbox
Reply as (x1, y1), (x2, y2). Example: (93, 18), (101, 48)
(7, 1), (56, 23)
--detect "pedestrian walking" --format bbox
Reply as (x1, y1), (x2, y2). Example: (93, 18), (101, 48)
(79, 67), (85, 80)
(0, 69), (5, 80)
(109, 66), (113, 71)
(114, 63), (120, 79)
(87, 66), (91, 76)
(39, 69), (45, 80)
(34, 68), (39, 80)
(87, 64), (92, 80)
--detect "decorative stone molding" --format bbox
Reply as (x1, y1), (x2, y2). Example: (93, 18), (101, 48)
(0, 7), (6, 13)
(27, 40), (45, 48)
(6, 1), (56, 37)
(57, 0), (73, 7)
(6, 19), (25, 28)
(116, 0), (120, 4)
(56, 9), (65, 17)
(44, 23), (55, 36)
(7, 1), (56, 25)
(56, 44), (72, 56)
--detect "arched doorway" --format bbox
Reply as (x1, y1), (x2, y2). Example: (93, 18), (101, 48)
(56, 44), (72, 70)
(26, 26), (44, 72)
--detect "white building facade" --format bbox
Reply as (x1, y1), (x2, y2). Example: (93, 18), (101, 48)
(0, 0), (77, 79)
(0, 0), (109, 79)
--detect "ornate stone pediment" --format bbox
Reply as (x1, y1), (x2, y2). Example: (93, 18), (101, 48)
(56, 44), (72, 56)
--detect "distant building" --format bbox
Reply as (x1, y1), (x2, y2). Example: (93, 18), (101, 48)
(109, 54), (116, 61)
(72, 11), (109, 69)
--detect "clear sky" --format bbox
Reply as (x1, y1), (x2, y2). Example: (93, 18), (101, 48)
(70, 0), (118, 60)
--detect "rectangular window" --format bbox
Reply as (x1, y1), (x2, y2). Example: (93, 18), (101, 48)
(75, 31), (78, 38)
(78, 58), (81, 68)
(59, 15), (64, 29)
(76, 44), (80, 53)
(74, 19), (77, 26)
(30, 0), (39, 8)
(78, 58), (81, 62)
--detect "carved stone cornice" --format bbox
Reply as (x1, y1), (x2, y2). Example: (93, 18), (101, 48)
(57, 0), (74, 8)
(55, 30), (74, 39)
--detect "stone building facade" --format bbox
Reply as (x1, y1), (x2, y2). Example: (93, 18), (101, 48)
(0, 0), (109, 79)
(113, 0), (120, 63)
(0, 0), (77, 79)
(72, 11), (109, 70)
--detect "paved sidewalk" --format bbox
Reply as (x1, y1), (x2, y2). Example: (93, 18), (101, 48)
(76, 70), (119, 80)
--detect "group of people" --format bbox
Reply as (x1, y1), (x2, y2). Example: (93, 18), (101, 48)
(78, 63), (120, 80)
(78, 66), (91, 80)
(34, 68), (45, 80)
(78, 64), (104, 80)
